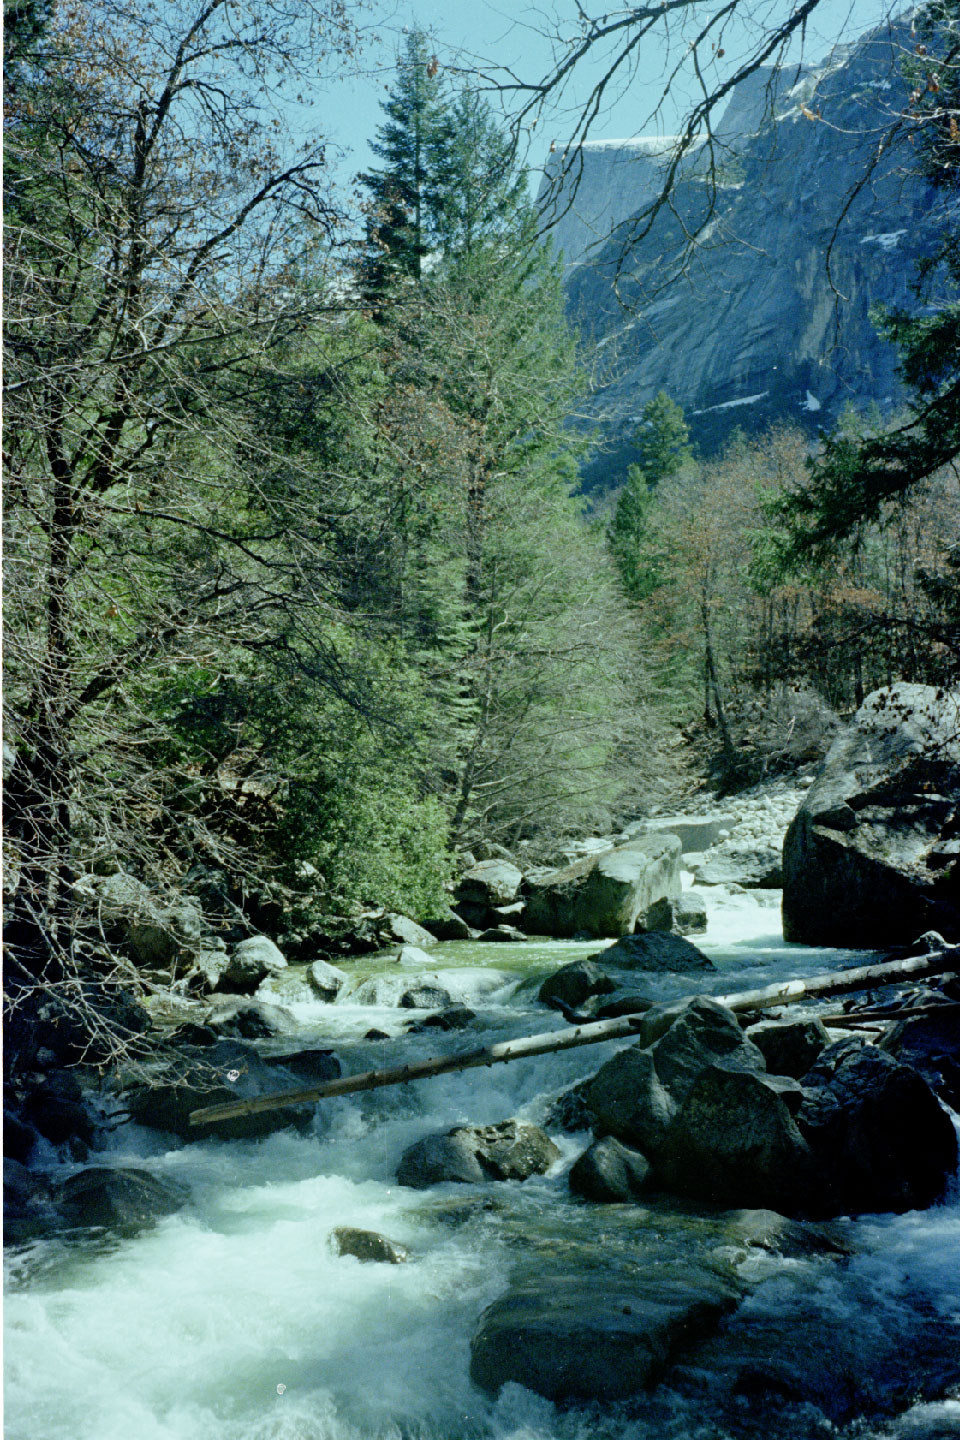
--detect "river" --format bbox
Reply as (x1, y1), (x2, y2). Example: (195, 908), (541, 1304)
(5, 887), (960, 1440)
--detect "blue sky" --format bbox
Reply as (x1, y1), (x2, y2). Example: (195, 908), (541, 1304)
(306, 0), (900, 201)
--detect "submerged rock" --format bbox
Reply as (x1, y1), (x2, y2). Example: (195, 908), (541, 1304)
(397, 1120), (560, 1188)
(331, 1226), (408, 1264)
(470, 1266), (741, 1401)
(52, 1166), (187, 1231)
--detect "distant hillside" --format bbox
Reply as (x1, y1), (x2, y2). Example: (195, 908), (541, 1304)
(538, 17), (942, 484)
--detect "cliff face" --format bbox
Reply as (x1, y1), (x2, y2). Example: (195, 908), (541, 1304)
(538, 21), (942, 477)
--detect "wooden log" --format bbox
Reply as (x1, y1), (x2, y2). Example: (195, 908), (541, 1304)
(188, 948), (957, 1127)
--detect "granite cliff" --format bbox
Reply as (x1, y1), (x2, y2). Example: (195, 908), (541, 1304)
(538, 19), (943, 478)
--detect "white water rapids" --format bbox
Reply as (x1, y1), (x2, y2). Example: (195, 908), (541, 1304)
(6, 887), (960, 1440)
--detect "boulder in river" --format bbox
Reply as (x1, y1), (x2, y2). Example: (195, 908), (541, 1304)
(587, 997), (763, 1155)
(745, 1016), (831, 1079)
(470, 1266), (741, 1402)
(797, 1041), (959, 1216)
(52, 1166), (187, 1231)
(457, 860), (523, 908)
(694, 845), (783, 888)
(880, 1006), (960, 1111)
(307, 958), (347, 1001)
(397, 1120), (560, 1188)
(595, 932), (715, 973)
(569, 1136), (652, 1203)
(121, 1038), (328, 1141)
(331, 1226), (408, 1263)
(538, 960), (617, 1010)
(522, 834), (682, 939)
(221, 935), (288, 989)
(382, 913), (438, 948)
(782, 683), (960, 946)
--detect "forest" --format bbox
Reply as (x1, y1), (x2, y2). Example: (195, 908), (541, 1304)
(3, 0), (959, 1049)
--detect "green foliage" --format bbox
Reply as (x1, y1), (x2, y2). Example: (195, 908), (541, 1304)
(608, 393), (692, 601)
(632, 391), (693, 489)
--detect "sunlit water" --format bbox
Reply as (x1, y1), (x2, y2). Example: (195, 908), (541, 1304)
(6, 887), (960, 1440)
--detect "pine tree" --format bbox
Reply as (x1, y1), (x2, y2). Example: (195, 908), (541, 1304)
(435, 89), (528, 254)
(357, 29), (450, 296)
(608, 392), (692, 600)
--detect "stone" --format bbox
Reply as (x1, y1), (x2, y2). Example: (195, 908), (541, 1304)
(656, 1065), (812, 1210)
(477, 926), (526, 943)
(538, 960), (617, 1010)
(641, 815), (738, 853)
(393, 945), (436, 967)
(422, 911), (473, 941)
(569, 1136), (652, 1203)
(522, 834), (682, 939)
(181, 948), (230, 993)
(782, 684), (960, 946)
(596, 931), (715, 972)
(203, 996), (296, 1038)
(457, 860), (523, 907)
(406, 1005), (476, 1033)
(121, 1039), (315, 1141)
(745, 1017), (831, 1079)
(222, 935), (288, 988)
(797, 1043), (958, 1216)
(470, 1267), (741, 1402)
(382, 913), (438, 948)
(880, 1008), (960, 1111)
(52, 1166), (187, 1231)
(264, 1048), (340, 1082)
(674, 892), (708, 935)
(87, 871), (206, 968)
(4, 1159), (56, 1244)
(397, 1120), (560, 1188)
(543, 1079), (594, 1132)
(587, 998), (765, 1154)
(398, 983), (454, 1010)
(331, 1226), (408, 1264)
(307, 958), (347, 1001)
(695, 846), (783, 888)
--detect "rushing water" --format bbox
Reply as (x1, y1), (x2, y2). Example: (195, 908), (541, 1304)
(6, 888), (960, 1440)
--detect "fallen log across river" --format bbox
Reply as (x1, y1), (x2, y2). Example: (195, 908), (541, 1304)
(188, 946), (958, 1128)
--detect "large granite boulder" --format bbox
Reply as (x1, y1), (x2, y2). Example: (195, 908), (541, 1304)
(522, 835), (682, 938)
(595, 931), (715, 972)
(782, 684), (960, 946)
(586, 1002), (957, 1217)
(745, 1016), (831, 1079)
(538, 960), (617, 1010)
(397, 1120), (559, 1188)
(457, 860), (523, 908)
(587, 997), (764, 1155)
(880, 1006), (960, 1111)
(470, 1266), (741, 1402)
(120, 1038), (334, 1141)
(221, 935), (288, 988)
(52, 1166), (187, 1231)
(76, 870), (205, 969)
(797, 1042), (958, 1216)
(656, 1065), (812, 1210)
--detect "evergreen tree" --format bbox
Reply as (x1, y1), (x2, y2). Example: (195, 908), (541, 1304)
(608, 392), (692, 601)
(358, 29), (450, 295)
(435, 89), (528, 254)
